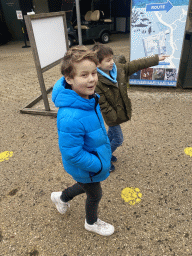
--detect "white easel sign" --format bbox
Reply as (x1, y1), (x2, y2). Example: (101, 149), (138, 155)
(16, 10), (23, 20)
(20, 11), (68, 116)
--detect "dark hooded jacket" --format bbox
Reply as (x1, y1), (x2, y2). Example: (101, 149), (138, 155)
(96, 54), (159, 126)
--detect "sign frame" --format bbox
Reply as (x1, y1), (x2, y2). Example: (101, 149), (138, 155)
(20, 11), (69, 116)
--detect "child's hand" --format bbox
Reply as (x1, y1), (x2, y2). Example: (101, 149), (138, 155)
(159, 55), (170, 61)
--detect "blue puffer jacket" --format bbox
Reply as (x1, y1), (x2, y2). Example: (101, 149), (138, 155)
(52, 77), (112, 183)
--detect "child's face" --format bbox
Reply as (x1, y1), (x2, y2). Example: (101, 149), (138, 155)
(66, 59), (98, 99)
(98, 55), (114, 71)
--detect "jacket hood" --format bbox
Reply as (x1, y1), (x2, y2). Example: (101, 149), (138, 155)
(97, 63), (117, 84)
(52, 76), (99, 110)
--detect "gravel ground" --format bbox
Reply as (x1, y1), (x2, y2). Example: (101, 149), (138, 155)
(1, 34), (192, 256)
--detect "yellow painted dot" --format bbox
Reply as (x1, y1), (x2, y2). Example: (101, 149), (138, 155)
(121, 187), (142, 205)
(184, 147), (192, 157)
(0, 151), (13, 162)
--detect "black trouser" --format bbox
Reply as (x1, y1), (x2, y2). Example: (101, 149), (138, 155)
(61, 182), (102, 225)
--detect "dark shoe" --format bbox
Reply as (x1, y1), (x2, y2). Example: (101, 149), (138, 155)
(110, 163), (115, 172)
(111, 155), (117, 162)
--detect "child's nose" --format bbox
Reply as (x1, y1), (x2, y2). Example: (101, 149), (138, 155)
(89, 74), (95, 81)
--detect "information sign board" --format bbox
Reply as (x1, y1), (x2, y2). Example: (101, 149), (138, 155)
(130, 0), (189, 87)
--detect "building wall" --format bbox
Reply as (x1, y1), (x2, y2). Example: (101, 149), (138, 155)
(0, 0), (12, 44)
(1, 0), (131, 42)
(33, 0), (49, 14)
(48, 0), (62, 12)
(1, 0), (23, 41)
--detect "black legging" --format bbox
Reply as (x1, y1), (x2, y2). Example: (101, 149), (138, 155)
(61, 182), (102, 225)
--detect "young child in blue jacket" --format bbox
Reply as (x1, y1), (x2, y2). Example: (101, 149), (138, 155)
(51, 45), (114, 236)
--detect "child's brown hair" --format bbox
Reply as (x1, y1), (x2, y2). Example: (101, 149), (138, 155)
(91, 43), (113, 63)
(61, 45), (98, 78)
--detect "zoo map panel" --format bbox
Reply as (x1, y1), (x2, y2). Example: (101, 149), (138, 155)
(130, 0), (189, 87)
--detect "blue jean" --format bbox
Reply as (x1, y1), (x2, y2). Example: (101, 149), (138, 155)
(108, 125), (124, 153)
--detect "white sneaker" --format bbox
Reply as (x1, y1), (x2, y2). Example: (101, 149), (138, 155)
(85, 218), (114, 236)
(51, 192), (70, 214)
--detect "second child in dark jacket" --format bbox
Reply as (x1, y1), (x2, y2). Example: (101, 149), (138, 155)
(92, 43), (169, 171)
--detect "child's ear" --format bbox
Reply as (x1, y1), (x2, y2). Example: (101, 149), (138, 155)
(65, 76), (73, 85)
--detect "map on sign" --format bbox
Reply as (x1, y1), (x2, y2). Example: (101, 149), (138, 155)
(143, 31), (169, 56)
(130, 0), (189, 87)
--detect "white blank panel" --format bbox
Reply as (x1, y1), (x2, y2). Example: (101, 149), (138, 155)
(31, 16), (67, 68)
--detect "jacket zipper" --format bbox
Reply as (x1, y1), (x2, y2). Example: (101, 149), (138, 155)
(89, 95), (104, 182)
(94, 94), (106, 135)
